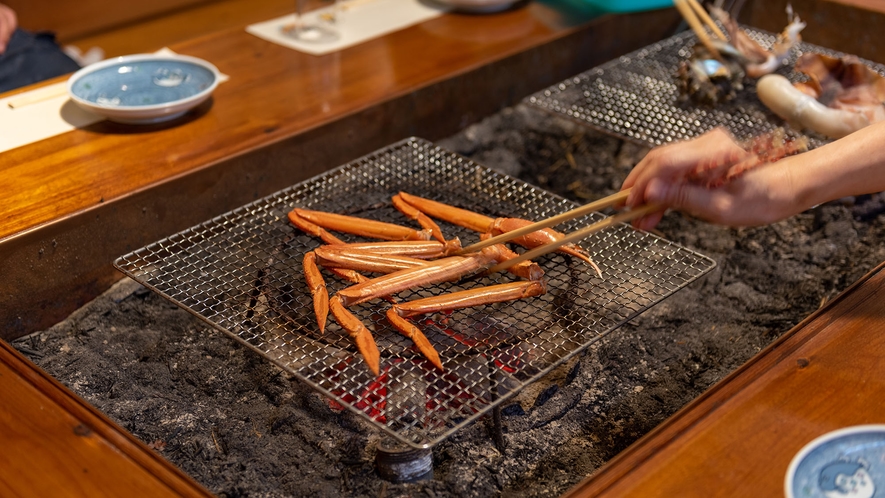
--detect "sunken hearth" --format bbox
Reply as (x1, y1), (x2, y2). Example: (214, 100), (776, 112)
(15, 103), (885, 497)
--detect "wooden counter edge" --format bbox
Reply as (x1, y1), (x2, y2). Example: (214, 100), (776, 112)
(0, 339), (214, 497)
(562, 258), (885, 497)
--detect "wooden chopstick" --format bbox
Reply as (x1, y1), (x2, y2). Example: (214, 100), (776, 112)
(7, 83), (68, 109)
(673, 0), (723, 60)
(455, 188), (631, 255)
(685, 0), (727, 41)
(485, 203), (661, 276)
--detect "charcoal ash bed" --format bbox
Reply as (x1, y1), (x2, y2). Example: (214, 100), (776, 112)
(15, 104), (885, 497)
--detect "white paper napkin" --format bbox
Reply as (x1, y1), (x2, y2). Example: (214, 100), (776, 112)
(246, 0), (449, 56)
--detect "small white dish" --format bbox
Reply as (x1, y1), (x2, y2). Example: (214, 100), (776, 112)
(786, 425), (885, 498)
(67, 54), (221, 124)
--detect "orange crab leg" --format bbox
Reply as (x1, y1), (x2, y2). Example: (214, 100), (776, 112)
(392, 194), (446, 242)
(479, 234), (545, 281)
(303, 252), (329, 333)
(389, 280), (547, 318)
(396, 191), (495, 233)
(329, 295), (381, 376)
(288, 210), (347, 245)
(337, 246), (504, 307)
(384, 280), (546, 371)
(490, 218), (602, 277)
(385, 309), (443, 371)
(317, 239), (462, 259)
(293, 208), (432, 241)
(328, 267), (370, 285)
(314, 246), (430, 274)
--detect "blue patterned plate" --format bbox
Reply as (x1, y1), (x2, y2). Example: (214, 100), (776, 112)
(787, 425), (885, 498)
(67, 54), (221, 124)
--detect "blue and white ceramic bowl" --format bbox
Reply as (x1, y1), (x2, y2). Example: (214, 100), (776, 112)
(67, 54), (221, 124)
(786, 425), (885, 498)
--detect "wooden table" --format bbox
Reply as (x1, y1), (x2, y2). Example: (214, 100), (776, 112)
(3, 2), (885, 495)
(0, 2), (683, 340)
(563, 259), (885, 497)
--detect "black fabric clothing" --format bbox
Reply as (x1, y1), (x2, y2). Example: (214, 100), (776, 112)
(0, 29), (80, 93)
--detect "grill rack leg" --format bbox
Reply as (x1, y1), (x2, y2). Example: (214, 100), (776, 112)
(488, 357), (507, 454)
(375, 438), (433, 483)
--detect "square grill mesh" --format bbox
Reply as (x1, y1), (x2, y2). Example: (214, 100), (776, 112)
(528, 26), (885, 149)
(114, 138), (715, 448)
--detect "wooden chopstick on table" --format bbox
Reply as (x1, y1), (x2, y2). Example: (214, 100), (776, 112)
(7, 83), (69, 109)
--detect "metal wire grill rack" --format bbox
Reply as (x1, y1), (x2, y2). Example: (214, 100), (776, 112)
(527, 26), (885, 149)
(114, 137), (715, 449)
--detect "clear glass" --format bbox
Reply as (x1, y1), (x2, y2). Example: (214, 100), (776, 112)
(282, 0), (341, 44)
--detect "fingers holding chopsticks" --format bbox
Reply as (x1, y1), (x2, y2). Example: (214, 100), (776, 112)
(621, 128), (748, 228)
(621, 127), (810, 229)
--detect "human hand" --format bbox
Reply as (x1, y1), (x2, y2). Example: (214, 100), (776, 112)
(0, 3), (16, 55)
(621, 128), (799, 229)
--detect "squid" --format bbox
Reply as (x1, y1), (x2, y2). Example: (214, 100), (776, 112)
(757, 53), (885, 139)
(710, 5), (805, 78)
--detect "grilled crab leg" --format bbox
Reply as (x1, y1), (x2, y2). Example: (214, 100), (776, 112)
(389, 280), (547, 318)
(384, 311), (444, 371)
(329, 296), (382, 376)
(336, 245), (506, 307)
(392, 193), (446, 243)
(318, 239), (462, 259)
(290, 208), (456, 375)
(303, 252), (329, 334)
(288, 209), (347, 245)
(479, 234), (545, 281)
(293, 208), (432, 241)
(396, 192), (601, 275)
(290, 210), (447, 326)
(314, 246), (431, 274)
(313, 243), (544, 372)
(384, 280), (546, 372)
(291, 207), (551, 376)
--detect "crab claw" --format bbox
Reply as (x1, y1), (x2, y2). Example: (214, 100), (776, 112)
(490, 218), (602, 278)
(385, 309), (443, 371)
(303, 252), (329, 333)
(392, 194), (446, 243)
(329, 295), (381, 376)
